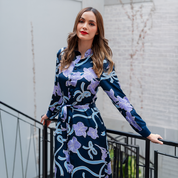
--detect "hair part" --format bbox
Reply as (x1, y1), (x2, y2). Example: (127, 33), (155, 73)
(60, 7), (114, 78)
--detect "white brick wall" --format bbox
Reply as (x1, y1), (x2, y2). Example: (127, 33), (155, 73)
(102, 0), (178, 135)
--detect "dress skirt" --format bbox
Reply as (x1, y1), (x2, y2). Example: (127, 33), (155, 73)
(54, 104), (112, 178)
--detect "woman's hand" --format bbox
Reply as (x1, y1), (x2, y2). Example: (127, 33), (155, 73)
(41, 114), (51, 127)
(147, 133), (163, 145)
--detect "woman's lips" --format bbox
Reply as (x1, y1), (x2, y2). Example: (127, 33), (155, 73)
(80, 31), (88, 35)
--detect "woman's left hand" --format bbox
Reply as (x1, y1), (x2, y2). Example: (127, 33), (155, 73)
(147, 133), (163, 145)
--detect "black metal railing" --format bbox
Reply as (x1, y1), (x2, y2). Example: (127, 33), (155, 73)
(0, 101), (45, 178)
(1, 101), (178, 178)
(0, 101), (54, 178)
(106, 129), (178, 178)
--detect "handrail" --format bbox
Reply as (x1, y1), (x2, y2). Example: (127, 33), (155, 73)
(106, 128), (178, 147)
(0, 101), (42, 125)
(1, 101), (178, 147)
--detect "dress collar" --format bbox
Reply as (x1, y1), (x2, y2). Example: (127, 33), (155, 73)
(74, 48), (93, 59)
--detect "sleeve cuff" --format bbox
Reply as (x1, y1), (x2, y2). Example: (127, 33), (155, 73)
(139, 126), (151, 138)
(46, 110), (52, 119)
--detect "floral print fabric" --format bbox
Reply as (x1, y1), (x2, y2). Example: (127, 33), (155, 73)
(46, 47), (151, 178)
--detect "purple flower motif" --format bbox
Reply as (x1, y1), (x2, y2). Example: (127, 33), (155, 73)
(67, 163), (74, 173)
(50, 106), (55, 111)
(124, 96), (130, 102)
(70, 72), (83, 86)
(84, 48), (93, 58)
(63, 150), (70, 162)
(87, 79), (99, 94)
(73, 122), (87, 137)
(87, 127), (99, 139)
(96, 145), (107, 161)
(83, 68), (98, 81)
(118, 96), (133, 112)
(68, 136), (81, 153)
(106, 89), (133, 112)
(58, 97), (63, 105)
(105, 176), (109, 178)
(105, 89), (118, 103)
(53, 83), (62, 96)
(107, 162), (112, 175)
(101, 149), (107, 161)
(126, 112), (142, 131)
(63, 62), (74, 77)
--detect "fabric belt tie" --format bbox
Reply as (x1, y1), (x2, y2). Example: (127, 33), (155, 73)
(60, 103), (96, 122)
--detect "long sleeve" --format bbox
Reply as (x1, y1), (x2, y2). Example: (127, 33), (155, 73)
(46, 48), (64, 119)
(99, 59), (151, 138)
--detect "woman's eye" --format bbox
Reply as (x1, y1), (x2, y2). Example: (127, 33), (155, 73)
(89, 23), (95, 26)
(79, 20), (84, 23)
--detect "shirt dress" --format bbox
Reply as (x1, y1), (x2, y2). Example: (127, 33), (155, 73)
(46, 47), (151, 178)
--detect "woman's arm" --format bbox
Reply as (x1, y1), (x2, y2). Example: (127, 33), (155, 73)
(99, 59), (163, 144)
(41, 48), (65, 126)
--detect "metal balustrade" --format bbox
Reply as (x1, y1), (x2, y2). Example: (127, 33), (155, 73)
(0, 102), (43, 178)
(0, 101), (178, 178)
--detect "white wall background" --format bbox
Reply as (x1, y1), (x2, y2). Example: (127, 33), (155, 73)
(0, 0), (81, 177)
(0, 0), (81, 120)
(103, 0), (178, 140)
(103, 0), (178, 177)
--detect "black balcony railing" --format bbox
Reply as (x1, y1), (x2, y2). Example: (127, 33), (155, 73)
(0, 101), (178, 178)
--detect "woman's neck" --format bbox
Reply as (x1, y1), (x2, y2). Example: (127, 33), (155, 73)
(77, 40), (92, 59)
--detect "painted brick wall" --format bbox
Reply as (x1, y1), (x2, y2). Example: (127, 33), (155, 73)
(101, 0), (178, 141)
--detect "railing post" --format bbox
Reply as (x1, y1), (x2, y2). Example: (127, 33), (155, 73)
(154, 150), (158, 178)
(39, 128), (41, 178)
(113, 146), (117, 178)
(120, 151), (123, 178)
(43, 120), (48, 178)
(136, 146), (139, 178)
(50, 128), (54, 178)
(145, 139), (150, 178)
(125, 137), (128, 178)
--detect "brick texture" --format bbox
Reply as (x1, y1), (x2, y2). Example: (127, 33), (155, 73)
(102, 0), (178, 132)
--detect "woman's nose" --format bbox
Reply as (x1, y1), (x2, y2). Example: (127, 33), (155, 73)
(82, 22), (87, 29)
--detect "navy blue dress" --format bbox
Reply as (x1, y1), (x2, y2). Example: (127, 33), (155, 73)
(46, 47), (151, 178)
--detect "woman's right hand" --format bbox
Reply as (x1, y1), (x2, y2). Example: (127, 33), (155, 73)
(41, 114), (51, 127)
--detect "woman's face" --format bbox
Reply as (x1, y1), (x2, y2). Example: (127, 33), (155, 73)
(77, 11), (98, 44)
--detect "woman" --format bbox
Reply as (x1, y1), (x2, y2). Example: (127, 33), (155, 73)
(41, 7), (163, 178)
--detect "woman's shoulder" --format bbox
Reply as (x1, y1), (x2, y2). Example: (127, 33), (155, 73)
(57, 47), (66, 58)
(103, 58), (112, 72)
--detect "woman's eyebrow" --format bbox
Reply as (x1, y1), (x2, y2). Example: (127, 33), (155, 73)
(80, 17), (96, 23)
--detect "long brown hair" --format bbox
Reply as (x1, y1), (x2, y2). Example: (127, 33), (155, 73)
(60, 7), (114, 77)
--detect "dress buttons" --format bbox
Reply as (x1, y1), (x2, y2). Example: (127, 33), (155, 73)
(74, 67), (77, 70)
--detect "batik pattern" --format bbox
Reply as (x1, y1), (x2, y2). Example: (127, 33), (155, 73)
(46, 47), (151, 178)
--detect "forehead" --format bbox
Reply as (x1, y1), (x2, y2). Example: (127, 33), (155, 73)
(80, 11), (96, 21)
